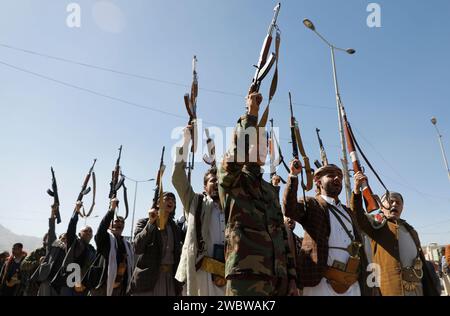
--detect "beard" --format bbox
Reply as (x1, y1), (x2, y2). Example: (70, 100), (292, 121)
(209, 189), (219, 201)
(322, 181), (342, 197)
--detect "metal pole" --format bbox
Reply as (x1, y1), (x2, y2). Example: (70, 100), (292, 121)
(330, 46), (352, 204)
(130, 180), (138, 238)
(433, 124), (450, 182)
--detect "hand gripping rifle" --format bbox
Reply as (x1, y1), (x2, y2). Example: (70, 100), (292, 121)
(184, 56), (198, 184)
(47, 167), (62, 224)
(152, 147), (167, 230)
(340, 101), (389, 213)
(249, 3), (281, 128)
(203, 128), (216, 167)
(314, 128), (329, 168)
(289, 92), (314, 207)
(74, 159), (97, 218)
(109, 146), (129, 219)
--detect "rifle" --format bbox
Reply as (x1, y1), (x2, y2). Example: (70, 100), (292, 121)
(268, 118), (287, 183)
(74, 159), (97, 218)
(152, 146), (167, 230)
(184, 56), (198, 184)
(203, 128), (216, 167)
(47, 167), (61, 224)
(288, 92), (313, 206)
(340, 103), (387, 213)
(109, 146), (129, 219)
(248, 3), (281, 128)
(315, 128), (329, 167)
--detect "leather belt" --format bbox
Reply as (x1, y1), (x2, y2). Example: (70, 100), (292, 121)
(160, 264), (173, 273)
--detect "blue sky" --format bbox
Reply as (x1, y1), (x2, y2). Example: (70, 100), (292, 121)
(0, 0), (449, 246)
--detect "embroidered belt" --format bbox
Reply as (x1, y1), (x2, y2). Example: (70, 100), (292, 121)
(401, 258), (423, 292)
(198, 257), (226, 287)
(160, 264), (173, 273)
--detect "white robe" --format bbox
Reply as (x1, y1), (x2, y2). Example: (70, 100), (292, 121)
(303, 195), (361, 296)
(172, 152), (226, 296)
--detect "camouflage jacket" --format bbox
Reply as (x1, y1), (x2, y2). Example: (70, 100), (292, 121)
(21, 247), (46, 273)
(218, 114), (296, 281)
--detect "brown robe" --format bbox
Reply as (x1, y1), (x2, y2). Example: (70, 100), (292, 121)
(350, 192), (439, 296)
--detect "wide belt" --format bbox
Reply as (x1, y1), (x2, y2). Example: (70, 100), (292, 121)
(199, 257), (226, 288)
(160, 264), (173, 273)
(401, 258), (423, 292)
(199, 257), (225, 277)
(324, 267), (359, 294)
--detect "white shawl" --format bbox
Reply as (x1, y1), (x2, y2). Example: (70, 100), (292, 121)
(106, 231), (134, 296)
(175, 194), (214, 295)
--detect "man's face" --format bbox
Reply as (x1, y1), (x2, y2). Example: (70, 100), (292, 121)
(284, 217), (296, 231)
(12, 245), (22, 257)
(163, 195), (176, 214)
(60, 233), (67, 245)
(382, 194), (404, 220)
(272, 175), (281, 187)
(110, 219), (125, 236)
(318, 170), (343, 198)
(204, 174), (218, 200)
(79, 226), (93, 243)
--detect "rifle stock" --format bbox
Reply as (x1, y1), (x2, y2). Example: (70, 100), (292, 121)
(343, 117), (379, 212)
(152, 146), (167, 230)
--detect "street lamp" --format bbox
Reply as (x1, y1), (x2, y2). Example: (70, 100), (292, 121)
(303, 18), (355, 205)
(431, 117), (450, 182)
(122, 174), (155, 238)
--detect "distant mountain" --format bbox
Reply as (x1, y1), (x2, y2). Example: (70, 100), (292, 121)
(0, 224), (42, 253)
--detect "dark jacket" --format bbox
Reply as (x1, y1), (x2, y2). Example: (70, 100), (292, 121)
(0, 252), (27, 296)
(283, 176), (375, 295)
(32, 218), (67, 294)
(63, 212), (96, 278)
(351, 193), (440, 296)
(85, 210), (133, 295)
(54, 212), (96, 295)
(130, 217), (183, 294)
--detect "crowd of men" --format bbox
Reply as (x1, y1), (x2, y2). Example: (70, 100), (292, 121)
(1, 92), (449, 297)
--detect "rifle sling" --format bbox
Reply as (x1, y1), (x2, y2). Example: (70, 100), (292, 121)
(346, 119), (389, 194)
(85, 171), (96, 218)
(328, 204), (354, 242)
(258, 29), (280, 128)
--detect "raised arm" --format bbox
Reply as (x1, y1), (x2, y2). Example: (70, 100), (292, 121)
(47, 217), (56, 253)
(95, 209), (115, 253)
(66, 211), (79, 248)
(282, 160), (310, 224)
(172, 136), (196, 213)
(133, 218), (158, 255)
(350, 172), (380, 239)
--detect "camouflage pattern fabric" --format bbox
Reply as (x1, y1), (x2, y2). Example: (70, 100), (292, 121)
(226, 277), (287, 296)
(218, 114), (296, 296)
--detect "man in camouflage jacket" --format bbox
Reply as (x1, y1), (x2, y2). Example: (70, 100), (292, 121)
(218, 92), (297, 296)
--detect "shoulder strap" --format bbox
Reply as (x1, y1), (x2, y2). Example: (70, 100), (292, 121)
(195, 194), (205, 256)
(328, 204), (354, 241)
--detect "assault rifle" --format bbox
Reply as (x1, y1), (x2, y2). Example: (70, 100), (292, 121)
(47, 167), (61, 224)
(109, 146), (129, 219)
(184, 56), (198, 184)
(152, 147), (168, 230)
(74, 159), (97, 218)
